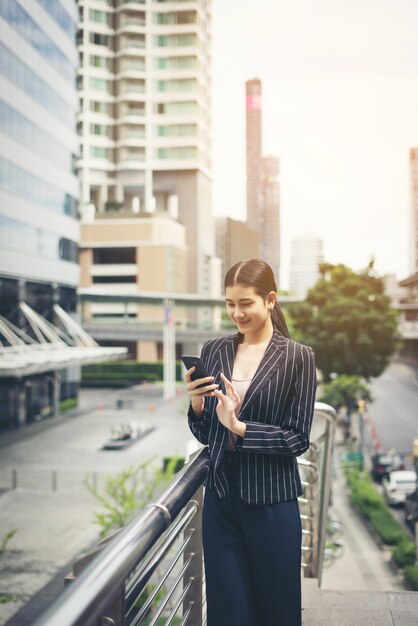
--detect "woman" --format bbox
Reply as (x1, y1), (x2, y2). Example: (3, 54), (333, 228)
(185, 259), (317, 626)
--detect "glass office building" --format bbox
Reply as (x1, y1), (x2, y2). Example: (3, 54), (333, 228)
(0, 0), (80, 428)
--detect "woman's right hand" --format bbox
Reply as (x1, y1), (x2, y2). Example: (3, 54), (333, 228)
(185, 366), (218, 417)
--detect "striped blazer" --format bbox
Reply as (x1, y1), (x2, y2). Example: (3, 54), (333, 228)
(188, 329), (317, 504)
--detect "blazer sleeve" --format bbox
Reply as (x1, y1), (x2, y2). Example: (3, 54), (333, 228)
(236, 344), (317, 457)
(187, 340), (213, 445)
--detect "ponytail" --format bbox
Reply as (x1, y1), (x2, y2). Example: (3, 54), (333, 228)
(271, 301), (290, 338)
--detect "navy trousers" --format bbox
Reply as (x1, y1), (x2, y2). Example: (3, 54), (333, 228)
(202, 453), (302, 626)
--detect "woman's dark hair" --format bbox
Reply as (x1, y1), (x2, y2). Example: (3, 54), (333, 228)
(224, 259), (290, 338)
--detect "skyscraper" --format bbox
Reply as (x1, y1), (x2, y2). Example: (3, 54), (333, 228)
(245, 78), (280, 281)
(246, 78), (263, 236)
(0, 0), (80, 425)
(77, 0), (215, 294)
(410, 148), (418, 274)
(261, 156), (280, 281)
(289, 234), (324, 298)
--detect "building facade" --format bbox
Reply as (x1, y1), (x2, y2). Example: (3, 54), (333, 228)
(79, 206), (188, 360)
(215, 217), (260, 279)
(289, 234), (324, 298)
(77, 0), (216, 295)
(245, 78), (281, 281)
(0, 0), (80, 427)
(410, 148), (418, 274)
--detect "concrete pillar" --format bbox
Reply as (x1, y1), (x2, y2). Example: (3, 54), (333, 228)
(52, 371), (61, 417)
(17, 384), (27, 428)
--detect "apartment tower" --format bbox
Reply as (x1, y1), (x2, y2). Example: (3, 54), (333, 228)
(410, 148), (418, 274)
(77, 0), (215, 294)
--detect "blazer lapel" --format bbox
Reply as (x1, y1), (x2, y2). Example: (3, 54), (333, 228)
(217, 333), (238, 387)
(240, 330), (289, 414)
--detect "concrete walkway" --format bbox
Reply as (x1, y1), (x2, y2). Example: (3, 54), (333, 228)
(0, 385), (191, 626)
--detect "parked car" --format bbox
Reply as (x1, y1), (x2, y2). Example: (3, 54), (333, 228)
(404, 490), (418, 535)
(371, 451), (405, 482)
(382, 471), (417, 506)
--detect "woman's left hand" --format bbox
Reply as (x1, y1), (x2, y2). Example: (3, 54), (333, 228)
(213, 373), (245, 436)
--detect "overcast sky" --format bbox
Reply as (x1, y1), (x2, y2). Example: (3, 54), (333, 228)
(211, 0), (418, 288)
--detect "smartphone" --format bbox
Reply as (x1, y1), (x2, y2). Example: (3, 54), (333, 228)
(181, 355), (211, 389)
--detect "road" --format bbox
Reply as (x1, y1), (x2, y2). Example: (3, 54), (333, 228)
(366, 361), (418, 458)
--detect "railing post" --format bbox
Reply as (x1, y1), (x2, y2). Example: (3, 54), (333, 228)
(182, 486), (204, 625)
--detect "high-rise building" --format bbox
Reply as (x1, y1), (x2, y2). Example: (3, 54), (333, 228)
(246, 78), (263, 236)
(289, 234), (324, 298)
(410, 148), (418, 274)
(0, 0), (80, 426)
(215, 217), (260, 279)
(245, 78), (280, 281)
(77, 0), (215, 294)
(261, 156), (280, 280)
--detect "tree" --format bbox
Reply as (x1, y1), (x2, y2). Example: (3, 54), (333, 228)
(319, 375), (372, 412)
(287, 263), (399, 381)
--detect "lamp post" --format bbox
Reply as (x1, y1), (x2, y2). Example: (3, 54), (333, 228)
(413, 437), (418, 565)
(357, 399), (366, 471)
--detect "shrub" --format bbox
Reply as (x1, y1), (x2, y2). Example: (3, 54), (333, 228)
(392, 541), (417, 568)
(404, 565), (418, 591)
(368, 509), (409, 545)
(59, 397), (77, 412)
(81, 360), (184, 387)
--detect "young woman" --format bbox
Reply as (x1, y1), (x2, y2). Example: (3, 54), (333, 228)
(185, 259), (317, 626)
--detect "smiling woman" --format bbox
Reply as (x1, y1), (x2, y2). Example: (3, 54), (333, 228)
(184, 258), (317, 626)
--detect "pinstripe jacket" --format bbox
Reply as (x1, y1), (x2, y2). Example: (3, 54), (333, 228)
(188, 329), (317, 504)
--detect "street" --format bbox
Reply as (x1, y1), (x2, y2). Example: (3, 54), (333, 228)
(366, 361), (418, 457)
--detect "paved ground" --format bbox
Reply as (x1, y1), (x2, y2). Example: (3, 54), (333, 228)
(0, 385), (191, 626)
(0, 385), (414, 626)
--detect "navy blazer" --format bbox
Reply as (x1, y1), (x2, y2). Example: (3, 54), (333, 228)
(188, 329), (317, 504)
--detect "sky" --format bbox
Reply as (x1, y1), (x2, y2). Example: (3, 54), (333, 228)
(211, 0), (418, 288)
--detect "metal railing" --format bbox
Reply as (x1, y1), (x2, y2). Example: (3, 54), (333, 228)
(33, 402), (336, 626)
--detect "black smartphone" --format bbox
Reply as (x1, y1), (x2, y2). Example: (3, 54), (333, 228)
(181, 355), (211, 389)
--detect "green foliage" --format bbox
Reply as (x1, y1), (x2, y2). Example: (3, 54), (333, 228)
(288, 262), (399, 381)
(320, 375), (372, 412)
(404, 565), (418, 591)
(81, 360), (183, 387)
(0, 596), (17, 604)
(0, 529), (17, 559)
(59, 397), (77, 412)
(84, 457), (184, 537)
(0, 529), (18, 604)
(345, 469), (409, 545)
(392, 540), (417, 567)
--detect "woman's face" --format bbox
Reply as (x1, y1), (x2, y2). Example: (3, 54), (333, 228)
(225, 283), (275, 336)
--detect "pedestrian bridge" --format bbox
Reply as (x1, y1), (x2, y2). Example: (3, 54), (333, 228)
(32, 403), (418, 626)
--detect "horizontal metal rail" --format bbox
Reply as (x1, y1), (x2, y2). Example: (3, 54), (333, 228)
(32, 402), (336, 626)
(32, 447), (211, 626)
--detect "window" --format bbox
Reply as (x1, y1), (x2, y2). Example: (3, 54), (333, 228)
(89, 9), (108, 24)
(93, 248), (136, 264)
(90, 32), (110, 46)
(157, 124), (196, 137)
(92, 276), (136, 284)
(90, 147), (109, 158)
(90, 55), (109, 68)
(90, 77), (110, 91)
(157, 147), (196, 159)
(90, 101), (112, 114)
(90, 124), (109, 136)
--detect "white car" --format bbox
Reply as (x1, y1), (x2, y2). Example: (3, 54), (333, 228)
(382, 471), (417, 506)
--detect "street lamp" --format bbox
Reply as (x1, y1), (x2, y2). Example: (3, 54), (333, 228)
(413, 437), (418, 565)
